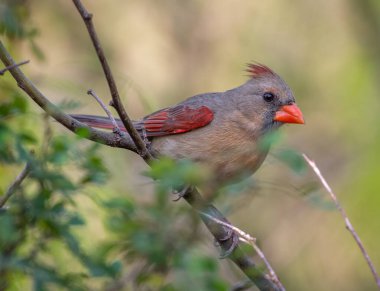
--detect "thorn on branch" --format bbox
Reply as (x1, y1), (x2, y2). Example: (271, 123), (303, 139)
(84, 12), (93, 20)
(0, 60), (30, 76)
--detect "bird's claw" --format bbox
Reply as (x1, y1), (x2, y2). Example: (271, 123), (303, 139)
(213, 226), (234, 246)
(219, 231), (239, 259)
(219, 227), (234, 242)
(172, 185), (193, 201)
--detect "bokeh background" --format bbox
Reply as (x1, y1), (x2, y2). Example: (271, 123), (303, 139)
(1, 0), (380, 290)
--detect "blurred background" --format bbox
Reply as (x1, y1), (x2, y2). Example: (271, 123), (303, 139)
(1, 0), (380, 290)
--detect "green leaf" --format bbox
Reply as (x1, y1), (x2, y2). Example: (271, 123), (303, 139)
(258, 131), (282, 150)
(274, 149), (307, 173)
(68, 214), (85, 226)
(75, 127), (91, 139)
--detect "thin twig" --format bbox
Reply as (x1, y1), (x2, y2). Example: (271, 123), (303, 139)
(201, 212), (257, 243)
(0, 60), (29, 76)
(200, 212), (285, 291)
(72, 0), (153, 162)
(0, 162), (31, 208)
(302, 154), (380, 289)
(87, 89), (123, 137)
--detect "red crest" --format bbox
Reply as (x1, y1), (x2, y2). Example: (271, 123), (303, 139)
(246, 63), (275, 78)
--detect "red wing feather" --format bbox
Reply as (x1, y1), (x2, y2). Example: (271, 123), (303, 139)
(142, 105), (214, 137)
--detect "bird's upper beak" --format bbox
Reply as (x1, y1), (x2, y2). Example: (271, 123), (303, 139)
(274, 103), (304, 124)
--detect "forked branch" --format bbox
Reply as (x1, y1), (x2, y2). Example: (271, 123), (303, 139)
(0, 41), (137, 151)
(72, 0), (153, 162)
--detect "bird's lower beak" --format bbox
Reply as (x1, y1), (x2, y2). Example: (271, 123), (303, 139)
(274, 103), (304, 124)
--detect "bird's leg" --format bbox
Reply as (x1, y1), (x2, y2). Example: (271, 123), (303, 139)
(201, 205), (239, 258)
(172, 185), (193, 201)
(211, 219), (237, 258)
(219, 231), (239, 258)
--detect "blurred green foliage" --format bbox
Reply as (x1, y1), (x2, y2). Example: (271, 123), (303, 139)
(0, 90), (119, 289)
(0, 0), (44, 60)
(0, 76), (228, 290)
(0, 19), (228, 288)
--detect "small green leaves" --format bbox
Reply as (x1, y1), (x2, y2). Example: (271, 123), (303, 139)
(75, 127), (91, 139)
(274, 148), (307, 174)
(258, 130), (282, 150)
(146, 157), (206, 192)
(0, 94), (27, 117)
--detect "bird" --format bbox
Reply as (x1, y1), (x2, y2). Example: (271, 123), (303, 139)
(71, 63), (304, 190)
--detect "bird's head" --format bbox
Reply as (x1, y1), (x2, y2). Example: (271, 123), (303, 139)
(235, 63), (304, 133)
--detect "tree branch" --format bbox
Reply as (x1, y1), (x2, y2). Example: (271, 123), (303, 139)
(0, 41), (137, 152)
(183, 188), (281, 290)
(72, 0), (153, 163)
(0, 161), (31, 208)
(303, 154), (380, 289)
(200, 212), (285, 291)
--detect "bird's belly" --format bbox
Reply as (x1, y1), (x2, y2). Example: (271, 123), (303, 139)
(151, 134), (269, 184)
(207, 146), (268, 183)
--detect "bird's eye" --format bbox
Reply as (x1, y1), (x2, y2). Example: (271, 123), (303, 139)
(263, 92), (275, 102)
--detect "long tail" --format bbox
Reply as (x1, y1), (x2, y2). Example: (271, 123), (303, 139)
(70, 114), (130, 131)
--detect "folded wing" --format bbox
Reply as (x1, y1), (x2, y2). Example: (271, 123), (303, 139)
(70, 105), (214, 138)
(136, 105), (214, 137)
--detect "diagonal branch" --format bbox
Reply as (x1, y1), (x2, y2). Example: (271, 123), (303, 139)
(0, 41), (137, 152)
(200, 212), (285, 291)
(0, 161), (31, 208)
(72, 0), (153, 163)
(184, 188), (281, 290)
(303, 154), (380, 289)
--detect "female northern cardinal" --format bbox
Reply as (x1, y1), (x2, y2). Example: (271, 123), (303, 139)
(72, 64), (304, 184)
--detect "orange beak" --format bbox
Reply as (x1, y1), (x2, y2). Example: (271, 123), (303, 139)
(274, 103), (304, 124)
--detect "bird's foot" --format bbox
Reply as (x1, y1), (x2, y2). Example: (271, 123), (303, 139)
(212, 225), (239, 258)
(172, 185), (193, 201)
(219, 231), (239, 259)
(219, 227), (235, 242)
